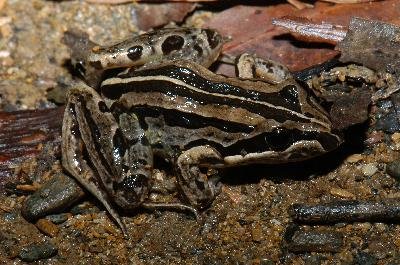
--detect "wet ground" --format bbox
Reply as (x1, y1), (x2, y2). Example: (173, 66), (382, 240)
(2, 1), (400, 264)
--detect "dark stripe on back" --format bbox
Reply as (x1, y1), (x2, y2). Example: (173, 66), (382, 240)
(110, 104), (255, 134)
(102, 80), (310, 124)
(184, 128), (340, 158)
(117, 65), (302, 112)
(78, 96), (117, 176)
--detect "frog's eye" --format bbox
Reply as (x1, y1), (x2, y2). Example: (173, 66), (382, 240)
(127, 45), (143, 61)
(113, 174), (149, 208)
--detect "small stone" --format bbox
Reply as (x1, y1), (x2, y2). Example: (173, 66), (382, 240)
(45, 213), (70, 224)
(35, 219), (59, 237)
(286, 229), (343, 253)
(21, 173), (85, 221)
(391, 132), (400, 144)
(386, 160), (400, 180)
(251, 222), (263, 242)
(3, 212), (17, 221)
(70, 203), (99, 215)
(330, 188), (355, 199)
(387, 192), (400, 199)
(260, 258), (275, 265)
(391, 133), (400, 150)
(19, 242), (58, 262)
(361, 163), (378, 177)
(355, 222), (372, 231)
(346, 154), (363, 163)
(353, 252), (377, 265)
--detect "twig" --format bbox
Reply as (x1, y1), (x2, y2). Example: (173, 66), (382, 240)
(272, 16), (347, 44)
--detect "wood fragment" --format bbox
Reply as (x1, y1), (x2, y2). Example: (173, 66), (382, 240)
(0, 107), (64, 187)
(290, 200), (400, 224)
(337, 17), (400, 72)
(272, 16), (347, 44)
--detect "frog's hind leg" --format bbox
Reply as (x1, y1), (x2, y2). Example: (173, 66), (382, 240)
(62, 84), (128, 236)
(176, 145), (224, 210)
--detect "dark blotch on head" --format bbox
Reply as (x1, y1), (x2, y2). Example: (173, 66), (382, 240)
(279, 85), (300, 106)
(194, 44), (203, 57)
(204, 29), (221, 49)
(127, 45), (143, 61)
(98, 101), (108, 113)
(161, 35), (184, 55)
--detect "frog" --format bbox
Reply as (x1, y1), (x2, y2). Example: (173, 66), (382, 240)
(62, 27), (342, 236)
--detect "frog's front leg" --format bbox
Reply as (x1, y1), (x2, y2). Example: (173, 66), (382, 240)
(62, 83), (153, 236)
(176, 146), (224, 209)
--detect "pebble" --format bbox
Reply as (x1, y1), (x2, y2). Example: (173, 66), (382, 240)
(330, 188), (355, 199)
(346, 154), (363, 163)
(251, 222), (263, 242)
(46, 213), (70, 224)
(21, 173), (85, 221)
(35, 218), (59, 237)
(361, 163), (378, 177)
(353, 252), (377, 265)
(286, 229), (343, 253)
(3, 212), (17, 221)
(70, 202), (99, 215)
(391, 132), (400, 148)
(386, 159), (400, 180)
(19, 242), (58, 262)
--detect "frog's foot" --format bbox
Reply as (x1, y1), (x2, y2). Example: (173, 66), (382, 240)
(176, 145), (224, 209)
(236, 53), (292, 84)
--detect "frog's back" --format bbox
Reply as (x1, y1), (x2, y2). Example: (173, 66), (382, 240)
(100, 61), (341, 164)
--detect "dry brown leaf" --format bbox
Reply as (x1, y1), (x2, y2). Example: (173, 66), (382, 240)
(205, 1), (400, 73)
(135, 3), (196, 30)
